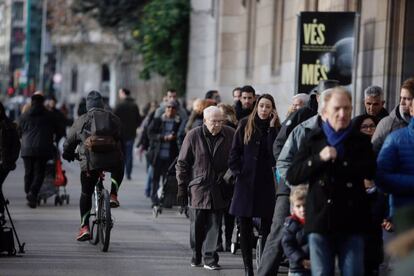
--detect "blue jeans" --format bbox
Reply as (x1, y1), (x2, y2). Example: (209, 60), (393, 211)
(145, 165), (153, 198)
(123, 139), (134, 178)
(308, 233), (364, 276)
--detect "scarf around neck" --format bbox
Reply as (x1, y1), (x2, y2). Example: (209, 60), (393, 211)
(321, 120), (352, 158)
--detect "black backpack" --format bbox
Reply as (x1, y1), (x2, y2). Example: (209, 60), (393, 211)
(0, 120), (20, 170)
(82, 109), (122, 171)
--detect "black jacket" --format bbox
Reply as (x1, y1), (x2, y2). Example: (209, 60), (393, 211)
(286, 126), (376, 234)
(281, 216), (310, 273)
(19, 104), (60, 158)
(114, 97), (142, 140)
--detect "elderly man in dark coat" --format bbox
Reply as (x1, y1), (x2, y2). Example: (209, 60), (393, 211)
(176, 106), (235, 270)
(286, 87), (376, 276)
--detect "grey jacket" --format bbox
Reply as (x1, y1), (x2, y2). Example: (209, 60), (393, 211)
(277, 115), (320, 186)
(372, 105), (408, 154)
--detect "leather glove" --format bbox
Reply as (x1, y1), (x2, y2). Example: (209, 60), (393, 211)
(62, 151), (75, 162)
(176, 189), (188, 207)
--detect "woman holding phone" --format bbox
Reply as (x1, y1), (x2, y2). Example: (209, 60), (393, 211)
(228, 94), (281, 276)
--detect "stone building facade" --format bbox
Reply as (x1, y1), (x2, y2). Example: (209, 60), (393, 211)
(49, 0), (165, 114)
(187, 0), (414, 119)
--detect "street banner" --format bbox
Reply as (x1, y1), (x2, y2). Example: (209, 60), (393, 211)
(295, 12), (358, 94)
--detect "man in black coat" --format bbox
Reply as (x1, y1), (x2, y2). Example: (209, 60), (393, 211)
(286, 87), (376, 276)
(19, 94), (61, 208)
(114, 88), (142, 180)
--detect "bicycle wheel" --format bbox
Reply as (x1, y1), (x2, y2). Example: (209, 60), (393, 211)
(98, 189), (112, 252)
(89, 190), (99, 245)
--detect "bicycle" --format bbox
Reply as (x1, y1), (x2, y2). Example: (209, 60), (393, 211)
(88, 171), (113, 252)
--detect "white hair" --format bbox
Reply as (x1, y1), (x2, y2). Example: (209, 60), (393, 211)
(292, 93), (310, 104)
(318, 86), (352, 114)
(203, 105), (222, 119)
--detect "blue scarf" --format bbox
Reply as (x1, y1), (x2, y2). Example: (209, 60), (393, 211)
(321, 120), (352, 158)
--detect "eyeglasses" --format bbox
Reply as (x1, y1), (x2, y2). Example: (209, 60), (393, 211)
(360, 124), (376, 129)
(166, 106), (176, 109)
(207, 119), (224, 125)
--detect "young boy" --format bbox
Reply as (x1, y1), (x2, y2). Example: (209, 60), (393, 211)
(282, 185), (310, 276)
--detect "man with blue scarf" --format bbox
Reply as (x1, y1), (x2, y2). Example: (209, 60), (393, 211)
(286, 87), (376, 276)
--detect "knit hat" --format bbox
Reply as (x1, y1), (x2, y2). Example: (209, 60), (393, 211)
(86, 90), (104, 111)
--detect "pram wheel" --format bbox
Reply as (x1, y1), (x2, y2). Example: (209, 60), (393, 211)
(54, 195), (62, 206)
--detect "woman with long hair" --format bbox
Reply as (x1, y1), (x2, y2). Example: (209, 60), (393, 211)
(228, 94), (281, 276)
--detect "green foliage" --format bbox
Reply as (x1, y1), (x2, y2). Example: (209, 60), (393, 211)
(135, 0), (190, 95)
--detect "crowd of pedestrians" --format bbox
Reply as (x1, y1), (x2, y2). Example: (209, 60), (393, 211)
(1, 77), (414, 276)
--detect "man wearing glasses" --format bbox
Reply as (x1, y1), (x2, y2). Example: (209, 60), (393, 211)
(176, 106), (235, 270)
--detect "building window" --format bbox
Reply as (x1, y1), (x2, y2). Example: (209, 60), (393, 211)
(12, 2), (24, 21)
(71, 67), (77, 93)
(12, 27), (24, 47)
(245, 0), (257, 78)
(101, 64), (110, 82)
(11, 54), (23, 71)
(271, 0), (284, 75)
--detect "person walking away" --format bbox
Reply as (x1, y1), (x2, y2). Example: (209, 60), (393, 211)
(176, 106), (235, 270)
(114, 88), (142, 180)
(62, 90), (124, 241)
(229, 94), (281, 276)
(286, 87), (376, 276)
(0, 102), (20, 224)
(281, 185), (311, 276)
(19, 94), (61, 208)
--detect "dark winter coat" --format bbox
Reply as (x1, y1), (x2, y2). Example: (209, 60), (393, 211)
(286, 126), (376, 234)
(114, 97), (142, 141)
(376, 118), (414, 209)
(19, 104), (60, 158)
(229, 117), (278, 219)
(0, 117), (20, 171)
(176, 125), (235, 209)
(147, 115), (181, 166)
(281, 216), (310, 273)
(63, 107), (123, 171)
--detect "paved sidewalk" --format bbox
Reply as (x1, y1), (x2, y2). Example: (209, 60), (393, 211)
(0, 158), (277, 276)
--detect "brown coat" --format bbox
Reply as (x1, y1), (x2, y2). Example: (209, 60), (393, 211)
(176, 125), (235, 209)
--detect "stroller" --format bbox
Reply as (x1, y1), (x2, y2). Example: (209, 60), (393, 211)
(37, 149), (69, 206)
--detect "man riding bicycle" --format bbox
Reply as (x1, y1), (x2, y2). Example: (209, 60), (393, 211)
(63, 90), (124, 241)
